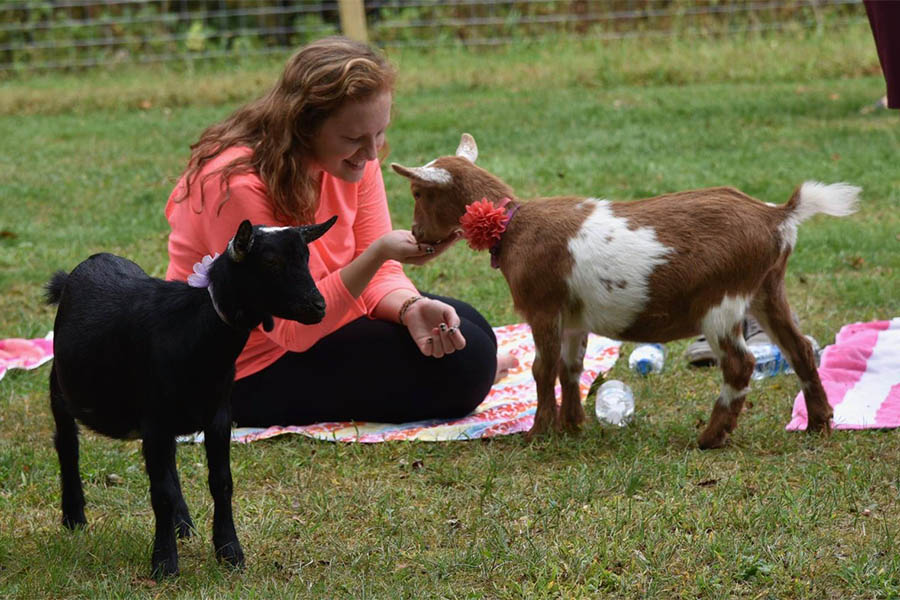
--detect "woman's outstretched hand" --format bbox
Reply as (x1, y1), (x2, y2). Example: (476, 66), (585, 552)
(402, 297), (467, 358)
(341, 230), (460, 298)
(376, 230), (461, 266)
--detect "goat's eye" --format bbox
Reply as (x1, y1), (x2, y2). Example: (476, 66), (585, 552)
(261, 254), (283, 269)
(413, 191), (422, 200)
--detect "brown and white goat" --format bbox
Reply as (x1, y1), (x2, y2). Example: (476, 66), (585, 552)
(392, 133), (859, 448)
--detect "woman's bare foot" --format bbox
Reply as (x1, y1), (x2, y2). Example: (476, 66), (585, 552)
(495, 352), (519, 383)
(861, 95), (889, 114)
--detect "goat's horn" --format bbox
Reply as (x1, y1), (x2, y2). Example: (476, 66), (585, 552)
(228, 220), (254, 262)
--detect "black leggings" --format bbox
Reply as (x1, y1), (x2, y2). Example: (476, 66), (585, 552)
(231, 294), (497, 427)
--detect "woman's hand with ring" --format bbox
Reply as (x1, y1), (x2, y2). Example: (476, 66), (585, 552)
(402, 298), (466, 357)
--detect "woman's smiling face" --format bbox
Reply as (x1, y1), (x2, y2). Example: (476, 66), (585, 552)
(310, 90), (392, 183)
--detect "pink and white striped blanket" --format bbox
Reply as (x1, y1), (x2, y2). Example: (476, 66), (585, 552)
(787, 318), (900, 431)
(0, 333), (54, 382)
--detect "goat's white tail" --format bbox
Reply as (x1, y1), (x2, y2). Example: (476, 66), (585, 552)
(789, 181), (861, 224)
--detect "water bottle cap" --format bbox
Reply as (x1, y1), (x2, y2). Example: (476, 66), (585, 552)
(600, 379), (631, 393)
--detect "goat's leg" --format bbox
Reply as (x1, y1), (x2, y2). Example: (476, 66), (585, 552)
(558, 329), (588, 432)
(141, 430), (180, 578)
(167, 462), (194, 538)
(526, 316), (562, 439)
(49, 365), (87, 529)
(751, 280), (832, 434)
(204, 406), (244, 569)
(698, 323), (755, 449)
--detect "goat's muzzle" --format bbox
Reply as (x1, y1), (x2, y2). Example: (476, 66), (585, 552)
(411, 222), (454, 246)
(290, 295), (326, 325)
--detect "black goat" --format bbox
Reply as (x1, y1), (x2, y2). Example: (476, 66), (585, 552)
(45, 217), (336, 578)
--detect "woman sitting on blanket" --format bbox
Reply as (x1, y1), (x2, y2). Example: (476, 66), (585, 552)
(165, 36), (516, 426)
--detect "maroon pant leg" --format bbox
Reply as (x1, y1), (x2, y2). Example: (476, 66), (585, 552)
(864, 0), (900, 108)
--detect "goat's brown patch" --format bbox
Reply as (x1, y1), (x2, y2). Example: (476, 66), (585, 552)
(497, 197), (595, 321)
(597, 278), (629, 293)
(613, 187), (786, 342)
(717, 326), (754, 392)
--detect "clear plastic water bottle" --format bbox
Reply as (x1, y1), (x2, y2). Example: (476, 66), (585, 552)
(628, 343), (666, 376)
(595, 380), (635, 427)
(749, 343), (791, 380)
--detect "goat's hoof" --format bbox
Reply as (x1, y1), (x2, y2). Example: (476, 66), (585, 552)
(561, 410), (586, 433)
(697, 429), (728, 450)
(62, 512), (87, 530)
(151, 556), (179, 580)
(175, 517), (195, 539)
(559, 419), (583, 434)
(806, 417), (833, 435)
(524, 418), (553, 441)
(523, 426), (544, 442)
(216, 541), (245, 569)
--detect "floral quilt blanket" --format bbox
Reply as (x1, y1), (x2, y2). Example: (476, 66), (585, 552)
(184, 323), (622, 443)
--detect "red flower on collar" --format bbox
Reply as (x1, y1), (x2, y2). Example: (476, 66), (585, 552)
(459, 198), (510, 251)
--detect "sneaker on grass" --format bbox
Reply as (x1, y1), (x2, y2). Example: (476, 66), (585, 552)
(684, 315), (819, 368)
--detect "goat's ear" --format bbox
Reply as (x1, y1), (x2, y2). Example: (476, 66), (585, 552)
(390, 163), (453, 187)
(391, 163), (416, 180)
(300, 215), (337, 244)
(229, 219), (254, 262)
(456, 133), (478, 163)
(261, 315), (274, 332)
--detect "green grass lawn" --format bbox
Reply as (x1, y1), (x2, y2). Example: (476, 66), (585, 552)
(1, 24), (899, 598)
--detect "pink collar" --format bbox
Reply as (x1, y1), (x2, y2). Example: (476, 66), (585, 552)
(458, 197), (519, 269)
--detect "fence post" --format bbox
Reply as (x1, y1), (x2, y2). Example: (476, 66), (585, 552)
(337, 0), (369, 43)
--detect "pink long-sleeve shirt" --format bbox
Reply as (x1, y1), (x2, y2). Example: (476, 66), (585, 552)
(165, 146), (418, 379)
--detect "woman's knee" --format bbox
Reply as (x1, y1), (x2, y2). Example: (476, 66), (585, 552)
(422, 292), (496, 345)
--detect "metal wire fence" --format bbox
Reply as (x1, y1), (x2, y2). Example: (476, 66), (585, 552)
(0, 0), (868, 74)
